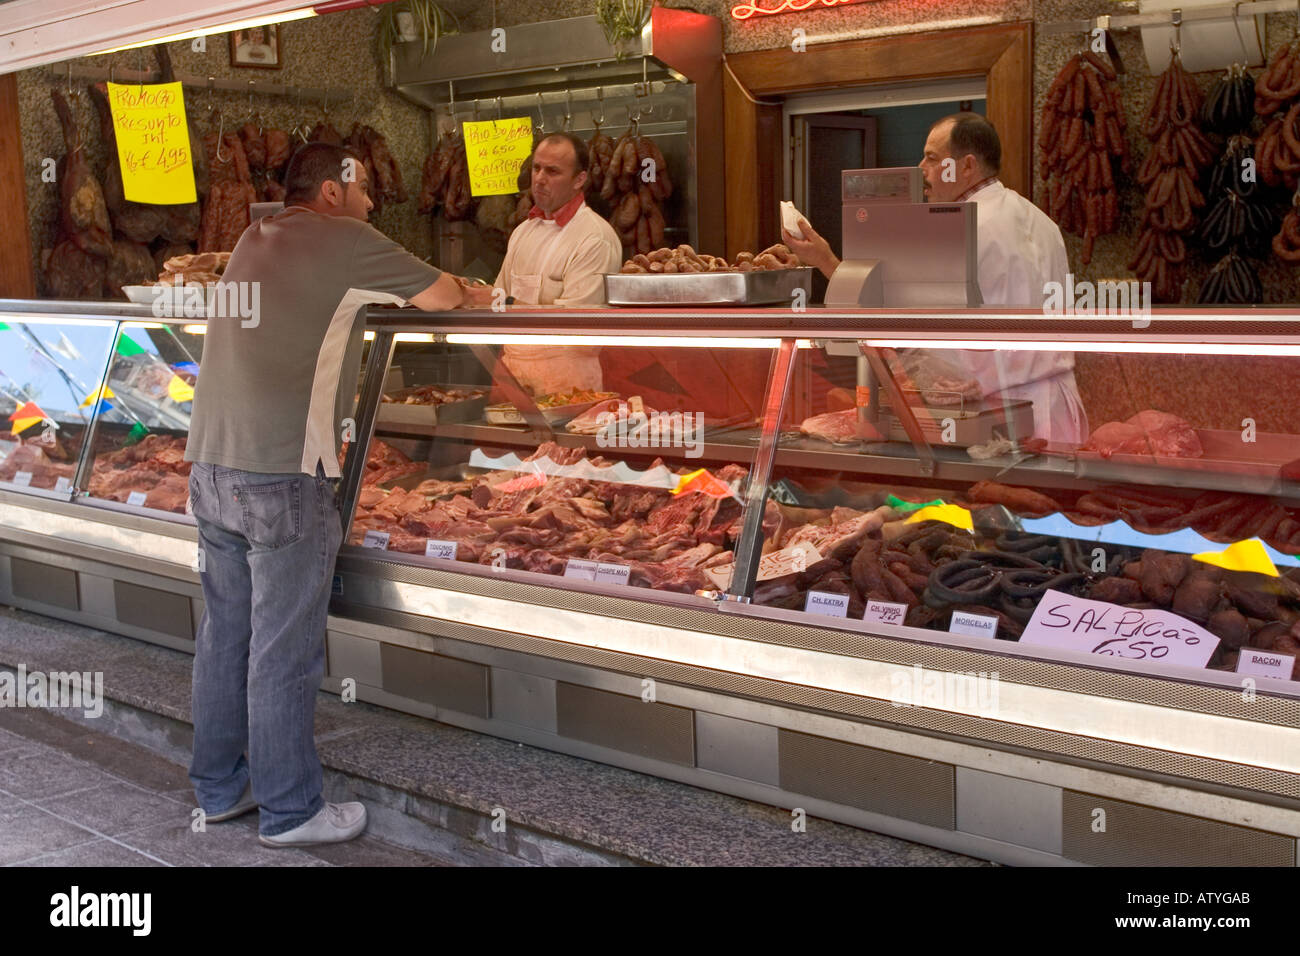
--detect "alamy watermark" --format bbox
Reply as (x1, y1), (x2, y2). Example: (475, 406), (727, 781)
(594, 410), (705, 459)
(0, 664), (103, 718)
(1042, 274), (1152, 327)
(151, 278), (261, 328)
(889, 664), (1000, 714)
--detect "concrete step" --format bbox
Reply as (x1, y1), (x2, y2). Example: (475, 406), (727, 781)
(0, 605), (987, 867)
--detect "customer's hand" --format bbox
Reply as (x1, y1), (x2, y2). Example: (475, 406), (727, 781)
(455, 277), (497, 309)
(782, 218), (840, 280)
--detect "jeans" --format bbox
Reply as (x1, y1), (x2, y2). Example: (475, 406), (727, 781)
(187, 462), (342, 836)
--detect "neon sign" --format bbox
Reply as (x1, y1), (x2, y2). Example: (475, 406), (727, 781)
(731, 0), (874, 20)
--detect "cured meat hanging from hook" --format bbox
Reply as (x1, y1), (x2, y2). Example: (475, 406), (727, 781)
(1038, 49), (1128, 265)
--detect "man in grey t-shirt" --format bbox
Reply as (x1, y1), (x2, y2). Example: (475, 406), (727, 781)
(184, 143), (488, 848)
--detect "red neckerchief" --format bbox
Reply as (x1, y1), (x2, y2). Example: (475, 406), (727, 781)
(527, 192), (585, 227)
(955, 176), (999, 202)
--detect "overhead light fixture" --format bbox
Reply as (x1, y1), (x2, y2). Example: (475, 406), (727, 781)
(445, 334), (784, 349)
(0, 315), (116, 328)
(180, 325), (207, 335)
(861, 339), (1300, 357)
(92, 7), (317, 55)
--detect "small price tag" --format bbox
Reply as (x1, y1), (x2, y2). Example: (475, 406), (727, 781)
(12, 471), (32, 487)
(424, 540), (458, 560)
(804, 590), (850, 618)
(563, 558), (598, 581)
(864, 600), (908, 626)
(1236, 648), (1296, 681)
(362, 530), (390, 550)
(950, 610), (999, 639)
(595, 562), (631, 586)
(855, 385), (872, 407)
(126, 490), (148, 507)
(55, 476), (72, 493)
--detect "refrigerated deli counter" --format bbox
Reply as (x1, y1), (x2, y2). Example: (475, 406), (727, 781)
(1, 298), (1299, 866)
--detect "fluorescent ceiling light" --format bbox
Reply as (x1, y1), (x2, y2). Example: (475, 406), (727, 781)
(394, 333), (436, 343)
(92, 7), (316, 55)
(0, 315), (117, 327)
(180, 325), (207, 335)
(861, 339), (1300, 357)
(445, 334), (784, 349)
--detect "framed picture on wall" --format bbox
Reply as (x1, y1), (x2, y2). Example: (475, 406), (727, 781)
(229, 25), (282, 69)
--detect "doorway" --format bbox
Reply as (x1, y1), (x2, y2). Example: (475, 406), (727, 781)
(783, 79), (987, 300)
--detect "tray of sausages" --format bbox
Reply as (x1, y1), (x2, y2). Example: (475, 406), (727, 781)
(606, 244), (812, 306)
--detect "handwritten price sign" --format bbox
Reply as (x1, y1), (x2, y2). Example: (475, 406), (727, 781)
(463, 117), (534, 196)
(1020, 589), (1219, 668)
(107, 82), (196, 205)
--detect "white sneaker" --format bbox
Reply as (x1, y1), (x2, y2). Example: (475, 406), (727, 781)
(259, 802), (368, 848)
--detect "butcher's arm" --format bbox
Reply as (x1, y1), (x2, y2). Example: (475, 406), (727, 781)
(782, 218), (840, 280)
(555, 237), (620, 306)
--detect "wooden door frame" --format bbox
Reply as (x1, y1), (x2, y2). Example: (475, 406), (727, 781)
(0, 73), (36, 298)
(723, 21), (1033, 260)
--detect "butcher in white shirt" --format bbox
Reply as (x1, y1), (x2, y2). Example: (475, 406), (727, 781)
(494, 132), (623, 396)
(784, 113), (1088, 445)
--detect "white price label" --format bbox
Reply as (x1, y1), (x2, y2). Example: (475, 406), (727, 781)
(12, 471), (32, 487)
(55, 476), (72, 493)
(424, 540), (458, 560)
(864, 600), (908, 626)
(595, 562), (631, 586)
(804, 590), (850, 618)
(563, 558), (598, 581)
(362, 530), (391, 550)
(950, 610), (999, 640)
(126, 490), (148, 507)
(1020, 589), (1218, 668)
(1236, 648), (1296, 681)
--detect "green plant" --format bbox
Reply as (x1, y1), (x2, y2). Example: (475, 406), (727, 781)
(595, 0), (654, 49)
(378, 0), (460, 63)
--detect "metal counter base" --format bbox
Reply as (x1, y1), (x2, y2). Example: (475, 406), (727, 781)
(325, 571), (1300, 868)
(0, 489), (1297, 866)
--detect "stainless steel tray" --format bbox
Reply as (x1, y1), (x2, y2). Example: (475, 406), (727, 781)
(604, 268), (814, 306)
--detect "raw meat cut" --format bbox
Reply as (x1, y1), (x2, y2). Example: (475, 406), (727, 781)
(566, 398), (659, 435)
(799, 409), (884, 443)
(0, 444), (75, 488)
(1081, 410), (1203, 458)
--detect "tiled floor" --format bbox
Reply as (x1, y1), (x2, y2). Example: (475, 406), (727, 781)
(0, 707), (451, 867)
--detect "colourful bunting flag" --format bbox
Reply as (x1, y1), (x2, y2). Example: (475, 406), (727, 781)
(124, 422), (149, 446)
(167, 375), (195, 403)
(9, 401), (46, 434)
(114, 332), (147, 357)
(80, 386), (115, 408)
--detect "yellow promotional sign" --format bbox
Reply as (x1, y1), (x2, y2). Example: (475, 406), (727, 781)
(1193, 538), (1279, 577)
(904, 503), (974, 532)
(107, 81), (197, 205)
(463, 117), (534, 197)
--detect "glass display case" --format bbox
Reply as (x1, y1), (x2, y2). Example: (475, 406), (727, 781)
(0, 314), (119, 496)
(342, 331), (775, 595)
(343, 312), (1300, 693)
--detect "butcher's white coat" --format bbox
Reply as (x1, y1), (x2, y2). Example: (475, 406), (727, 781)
(926, 180), (1088, 445)
(494, 201), (622, 395)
